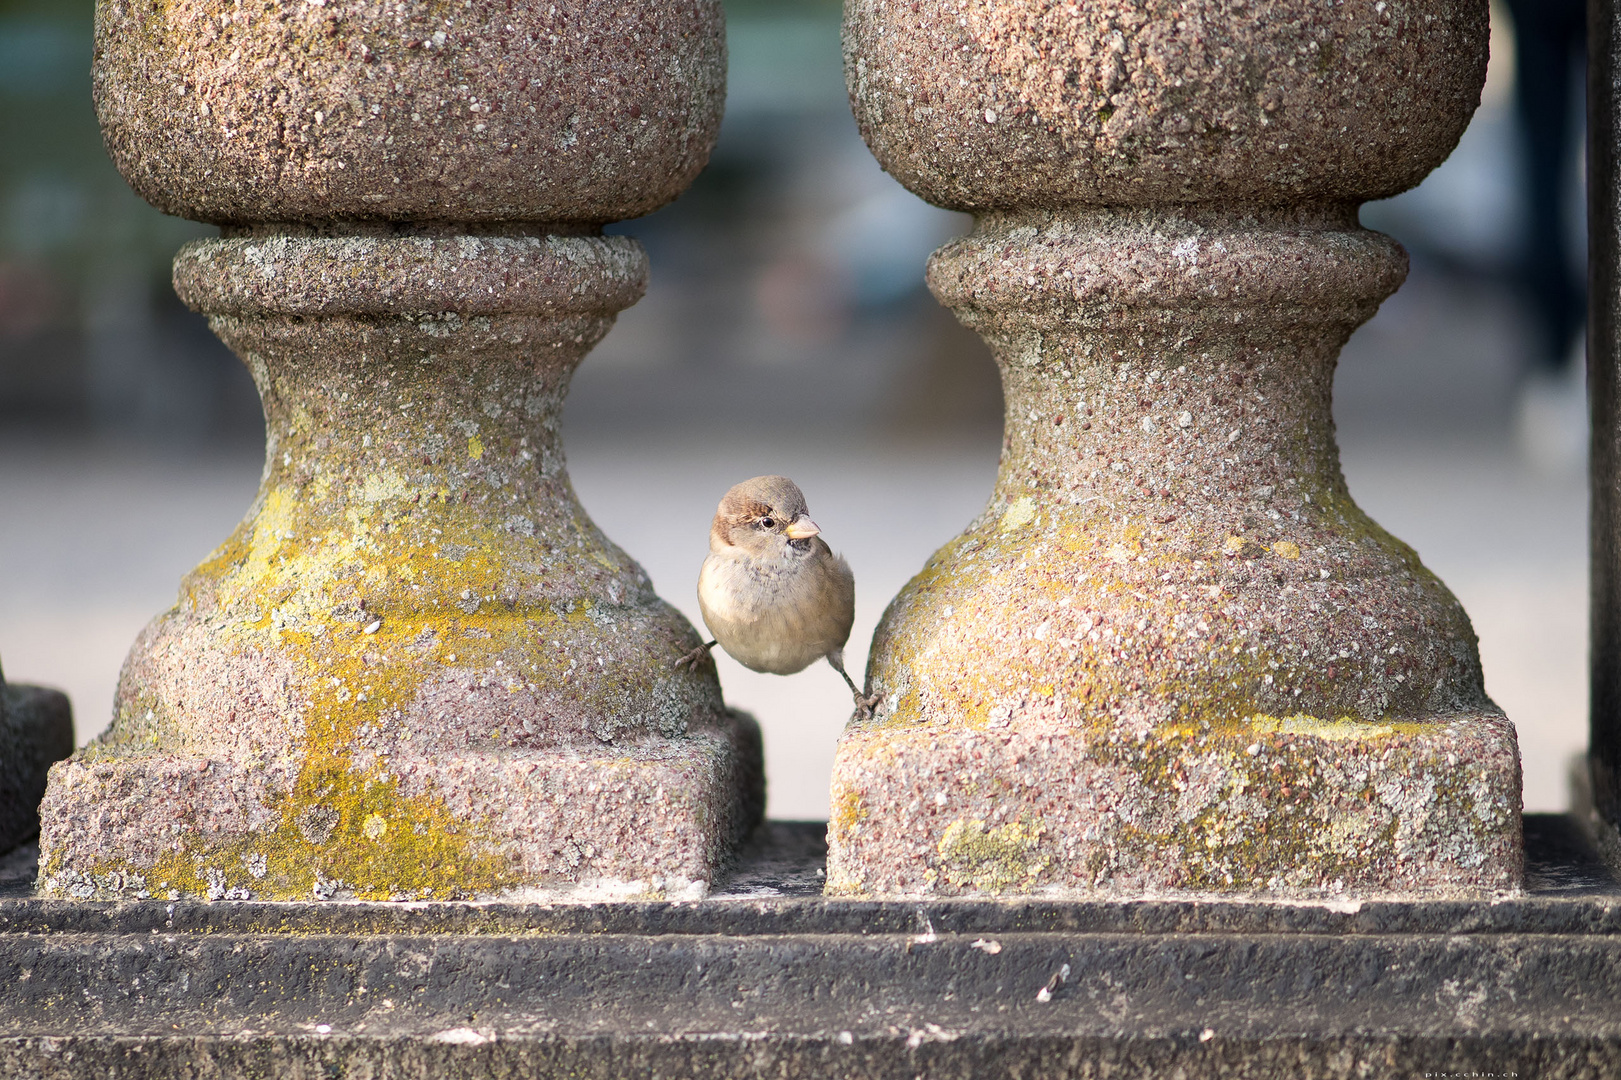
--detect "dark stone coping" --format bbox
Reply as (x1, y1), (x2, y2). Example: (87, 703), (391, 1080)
(0, 815), (1616, 937)
(2, 815), (1618, 1078)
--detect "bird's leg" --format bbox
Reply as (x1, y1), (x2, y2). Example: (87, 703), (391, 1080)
(675, 639), (718, 670)
(828, 655), (881, 720)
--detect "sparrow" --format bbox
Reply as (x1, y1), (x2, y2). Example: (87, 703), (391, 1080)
(676, 475), (880, 718)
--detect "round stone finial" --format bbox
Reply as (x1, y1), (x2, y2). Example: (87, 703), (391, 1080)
(845, 0), (1488, 210)
(94, 0), (726, 224)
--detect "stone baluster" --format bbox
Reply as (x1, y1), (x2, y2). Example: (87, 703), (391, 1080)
(1593, 0), (1621, 865)
(0, 661), (72, 854)
(39, 0), (762, 901)
(829, 0), (1522, 897)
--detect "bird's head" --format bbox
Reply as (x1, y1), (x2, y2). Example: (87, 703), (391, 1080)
(710, 475), (822, 560)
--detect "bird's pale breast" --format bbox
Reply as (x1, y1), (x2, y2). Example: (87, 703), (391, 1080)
(698, 543), (854, 675)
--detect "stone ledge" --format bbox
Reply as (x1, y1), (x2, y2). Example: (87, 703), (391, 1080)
(0, 817), (1617, 1078)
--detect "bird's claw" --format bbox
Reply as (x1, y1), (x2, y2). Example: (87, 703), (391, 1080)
(852, 692), (881, 721)
(674, 643), (712, 670)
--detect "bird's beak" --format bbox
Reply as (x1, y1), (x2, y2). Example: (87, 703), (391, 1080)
(784, 516), (820, 540)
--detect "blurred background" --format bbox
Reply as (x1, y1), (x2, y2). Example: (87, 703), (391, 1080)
(0, 0), (1591, 819)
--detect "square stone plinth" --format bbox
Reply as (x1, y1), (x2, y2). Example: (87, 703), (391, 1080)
(828, 712), (1521, 898)
(39, 711), (762, 902)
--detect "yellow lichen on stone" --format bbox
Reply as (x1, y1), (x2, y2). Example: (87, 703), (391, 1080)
(999, 495), (1037, 532)
(80, 445), (612, 897)
(1246, 713), (1400, 740)
(832, 786), (868, 837)
(151, 756), (513, 901)
(936, 817), (1049, 892)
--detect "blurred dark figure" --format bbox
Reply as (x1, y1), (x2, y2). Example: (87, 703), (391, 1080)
(1504, 0), (1588, 470)
(1505, 0), (1586, 376)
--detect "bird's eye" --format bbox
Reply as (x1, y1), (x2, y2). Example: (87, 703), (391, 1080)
(759, 517), (775, 530)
